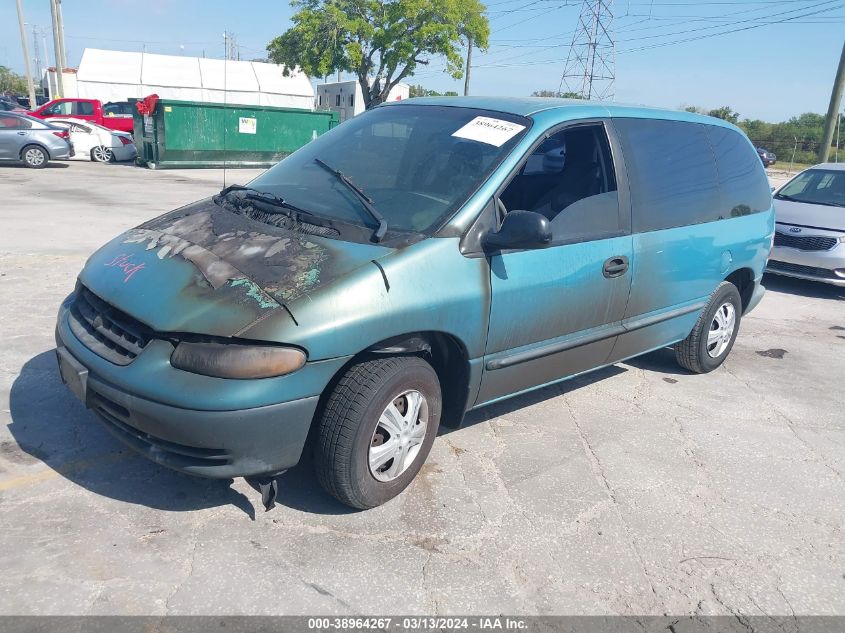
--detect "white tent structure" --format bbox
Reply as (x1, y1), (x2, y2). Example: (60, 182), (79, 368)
(72, 48), (314, 110)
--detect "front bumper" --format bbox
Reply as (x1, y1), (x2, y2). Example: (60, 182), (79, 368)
(54, 297), (340, 478)
(767, 243), (845, 287)
(61, 346), (318, 478)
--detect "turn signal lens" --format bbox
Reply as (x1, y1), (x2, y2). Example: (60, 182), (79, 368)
(171, 342), (306, 379)
(838, 235), (845, 243)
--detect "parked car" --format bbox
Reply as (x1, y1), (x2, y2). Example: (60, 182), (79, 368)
(768, 163), (845, 286)
(48, 117), (137, 162)
(54, 98), (773, 510)
(0, 98), (26, 113)
(10, 95), (49, 110)
(756, 146), (776, 166)
(0, 111), (73, 168)
(30, 98), (134, 133)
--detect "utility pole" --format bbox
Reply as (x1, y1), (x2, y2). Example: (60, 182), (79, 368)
(559, 0), (615, 100)
(56, 0), (67, 69)
(818, 41), (845, 164)
(464, 37), (473, 96)
(15, 0), (37, 107)
(32, 25), (42, 89)
(49, 0), (64, 97)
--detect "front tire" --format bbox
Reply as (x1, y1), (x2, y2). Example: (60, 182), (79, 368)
(21, 145), (48, 168)
(674, 281), (742, 373)
(315, 356), (442, 509)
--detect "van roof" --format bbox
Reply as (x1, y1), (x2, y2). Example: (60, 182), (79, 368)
(389, 96), (733, 128)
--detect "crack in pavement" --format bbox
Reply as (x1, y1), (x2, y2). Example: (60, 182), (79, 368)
(562, 395), (663, 613)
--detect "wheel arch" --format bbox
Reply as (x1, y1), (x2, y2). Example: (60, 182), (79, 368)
(725, 267), (755, 314)
(312, 331), (472, 440)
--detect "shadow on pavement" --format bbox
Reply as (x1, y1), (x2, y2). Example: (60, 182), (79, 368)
(0, 162), (69, 169)
(9, 352), (634, 517)
(8, 351), (258, 519)
(762, 273), (845, 301)
(623, 346), (690, 377)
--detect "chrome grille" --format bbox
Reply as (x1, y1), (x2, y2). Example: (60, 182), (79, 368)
(68, 285), (153, 365)
(773, 232), (838, 251)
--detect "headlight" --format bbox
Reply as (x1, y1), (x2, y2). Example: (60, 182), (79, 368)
(171, 341), (306, 379)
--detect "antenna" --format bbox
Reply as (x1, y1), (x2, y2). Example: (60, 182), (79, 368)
(222, 32), (228, 189)
(558, 0), (615, 100)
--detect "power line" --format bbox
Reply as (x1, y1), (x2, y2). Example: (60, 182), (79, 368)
(474, 0), (839, 67)
(619, 0), (842, 51)
(617, 0), (841, 43)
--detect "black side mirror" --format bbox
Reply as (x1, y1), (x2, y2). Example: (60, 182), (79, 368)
(483, 210), (552, 251)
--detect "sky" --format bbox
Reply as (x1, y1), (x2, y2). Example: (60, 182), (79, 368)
(1, 0), (842, 122)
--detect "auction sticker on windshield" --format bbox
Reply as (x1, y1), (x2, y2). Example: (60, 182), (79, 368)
(452, 116), (525, 147)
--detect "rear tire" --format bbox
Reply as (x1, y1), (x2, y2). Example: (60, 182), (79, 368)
(314, 356), (442, 509)
(21, 145), (48, 169)
(91, 146), (114, 163)
(674, 281), (742, 374)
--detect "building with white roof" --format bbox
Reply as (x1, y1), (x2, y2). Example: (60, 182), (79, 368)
(46, 48), (314, 110)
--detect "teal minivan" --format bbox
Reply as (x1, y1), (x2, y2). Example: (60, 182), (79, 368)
(55, 98), (773, 509)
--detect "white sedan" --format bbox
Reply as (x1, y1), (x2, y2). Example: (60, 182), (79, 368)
(48, 117), (137, 163)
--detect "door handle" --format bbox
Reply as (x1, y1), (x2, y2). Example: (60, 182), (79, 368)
(16, 131), (27, 135)
(602, 255), (629, 278)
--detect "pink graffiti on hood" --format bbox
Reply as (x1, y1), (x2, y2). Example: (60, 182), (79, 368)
(104, 254), (145, 283)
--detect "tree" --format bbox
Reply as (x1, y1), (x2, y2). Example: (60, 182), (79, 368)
(268, 0), (488, 109)
(0, 66), (28, 95)
(706, 106), (740, 124)
(531, 90), (582, 99)
(408, 84), (458, 97)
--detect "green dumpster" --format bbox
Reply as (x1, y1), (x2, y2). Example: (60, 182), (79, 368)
(131, 98), (338, 169)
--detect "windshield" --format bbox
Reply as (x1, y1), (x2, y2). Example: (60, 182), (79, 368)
(776, 169), (845, 207)
(248, 105), (530, 236)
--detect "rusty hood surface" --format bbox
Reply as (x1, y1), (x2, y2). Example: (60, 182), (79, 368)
(78, 198), (393, 337)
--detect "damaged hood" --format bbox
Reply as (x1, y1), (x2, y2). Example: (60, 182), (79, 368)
(78, 199), (393, 337)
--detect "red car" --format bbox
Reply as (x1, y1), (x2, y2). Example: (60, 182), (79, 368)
(30, 98), (134, 134)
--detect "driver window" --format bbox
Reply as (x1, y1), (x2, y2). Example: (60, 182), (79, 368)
(499, 123), (621, 243)
(46, 101), (72, 115)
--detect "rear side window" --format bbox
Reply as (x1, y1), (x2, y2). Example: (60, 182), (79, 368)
(614, 118), (720, 232)
(0, 115), (31, 129)
(707, 126), (771, 217)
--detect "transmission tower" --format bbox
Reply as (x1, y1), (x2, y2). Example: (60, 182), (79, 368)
(558, 0), (615, 100)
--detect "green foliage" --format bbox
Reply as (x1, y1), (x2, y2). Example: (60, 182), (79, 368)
(706, 106), (740, 124)
(268, 0), (488, 109)
(0, 66), (28, 94)
(683, 104), (840, 165)
(408, 84), (458, 97)
(531, 90), (582, 99)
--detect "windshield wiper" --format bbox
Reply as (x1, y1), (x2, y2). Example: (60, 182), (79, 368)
(314, 158), (387, 242)
(214, 184), (315, 218)
(774, 193), (799, 202)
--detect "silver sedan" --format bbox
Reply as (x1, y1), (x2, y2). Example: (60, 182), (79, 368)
(0, 111), (73, 168)
(768, 162), (845, 286)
